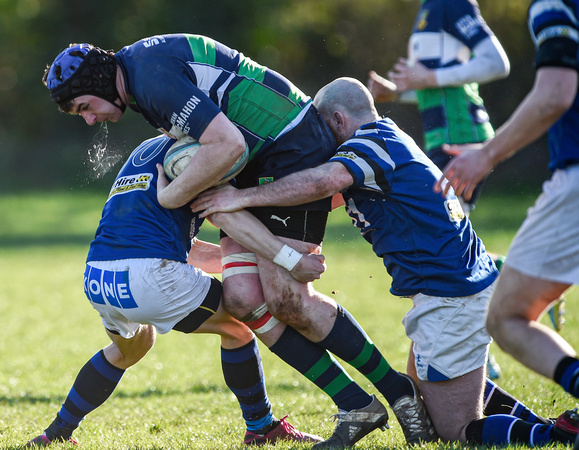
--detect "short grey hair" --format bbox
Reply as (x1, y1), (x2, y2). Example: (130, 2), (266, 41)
(313, 77), (377, 120)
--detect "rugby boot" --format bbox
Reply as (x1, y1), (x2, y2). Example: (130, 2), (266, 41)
(312, 395), (389, 449)
(553, 408), (579, 437)
(391, 373), (438, 445)
(244, 415), (323, 446)
(552, 407), (579, 443)
(25, 433), (78, 447)
(25, 415), (78, 447)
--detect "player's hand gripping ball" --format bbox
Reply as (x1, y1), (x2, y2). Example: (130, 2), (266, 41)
(163, 135), (249, 185)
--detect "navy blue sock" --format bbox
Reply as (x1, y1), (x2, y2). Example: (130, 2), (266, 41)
(554, 356), (579, 398)
(221, 338), (274, 432)
(484, 378), (549, 424)
(317, 305), (413, 406)
(47, 350), (125, 440)
(465, 415), (568, 446)
(270, 325), (372, 412)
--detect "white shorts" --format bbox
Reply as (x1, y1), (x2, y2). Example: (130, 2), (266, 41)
(84, 259), (213, 338)
(402, 283), (494, 382)
(506, 165), (579, 285)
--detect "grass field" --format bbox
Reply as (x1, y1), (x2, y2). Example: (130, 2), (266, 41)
(0, 190), (577, 449)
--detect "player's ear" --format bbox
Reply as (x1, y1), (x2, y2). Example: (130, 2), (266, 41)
(333, 111), (344, 128)
(333, 111), (349, 132)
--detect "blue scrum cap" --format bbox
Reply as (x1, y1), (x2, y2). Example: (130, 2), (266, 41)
(45, 43), (125, 111)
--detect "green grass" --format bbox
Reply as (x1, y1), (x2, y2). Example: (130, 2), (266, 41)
(0, 191), (577, 449)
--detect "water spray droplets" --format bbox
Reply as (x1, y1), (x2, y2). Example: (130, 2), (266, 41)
(85, 122), (122, 180)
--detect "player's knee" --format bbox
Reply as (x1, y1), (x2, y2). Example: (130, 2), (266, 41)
(105, 331), (155, 370)
(222, 285), (264, 320)
(121, 325), (156, 366)
(220, 253), (263, 319)
(266, 293), (308, 328)
(216, 319), (255, 348)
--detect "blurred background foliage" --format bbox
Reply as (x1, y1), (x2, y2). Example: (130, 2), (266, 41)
(0, 0), (548, 193)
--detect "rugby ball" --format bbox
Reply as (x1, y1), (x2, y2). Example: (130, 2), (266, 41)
(163, 136), (249, 184)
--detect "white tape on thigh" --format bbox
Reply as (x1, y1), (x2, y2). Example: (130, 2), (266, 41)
(242, 303), (280, 335)
(221, 253), (259, 279)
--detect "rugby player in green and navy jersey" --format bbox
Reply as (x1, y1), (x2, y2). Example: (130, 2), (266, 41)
(43, 34), (437, 447)
(368, 0), (509, 213)
(191, 77), (579, 446)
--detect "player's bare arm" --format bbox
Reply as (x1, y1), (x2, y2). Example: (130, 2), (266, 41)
(208, 209), (326, 283)
(192, 162), (353, 217)
(155, 164), (325, 282)
(375, 35), (508, 104)
(157, 112), (246, 209)
(434, 67), (577, 200)
(189, 183), (249, 214)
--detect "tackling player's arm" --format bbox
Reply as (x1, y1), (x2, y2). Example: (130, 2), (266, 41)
(208, 209), (327, 283)
(156, 161), (327, 283)
(157, 112), (247, 209)
(191, 161), (354, 216)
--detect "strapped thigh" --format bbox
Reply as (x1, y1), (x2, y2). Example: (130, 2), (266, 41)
(241, 303), (280, 335)
(222, 252), (259, 279)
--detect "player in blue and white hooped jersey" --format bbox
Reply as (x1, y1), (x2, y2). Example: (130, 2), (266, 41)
(25, 135), (327, 447)
(327, 120), (494, 298)
(437, 0), (579, 431)
(192, 77), (579, 446)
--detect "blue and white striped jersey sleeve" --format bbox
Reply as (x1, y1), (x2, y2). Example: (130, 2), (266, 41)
(528, 0), (579, 69)
(329, 133), (395, 194)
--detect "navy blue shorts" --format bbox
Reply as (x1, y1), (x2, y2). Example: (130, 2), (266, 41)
(220, 208), (328, 245)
